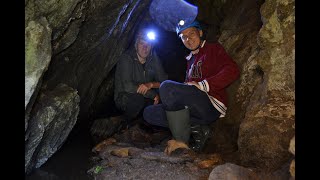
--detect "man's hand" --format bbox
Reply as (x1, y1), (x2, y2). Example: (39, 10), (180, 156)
(186, 81), (200, 89)
(153, 94), (160, 105)
(137, 83), (151, 95)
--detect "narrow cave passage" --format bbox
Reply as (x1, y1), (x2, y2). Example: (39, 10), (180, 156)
(25, 0), (295, 179)
(25, 21), (190, 180)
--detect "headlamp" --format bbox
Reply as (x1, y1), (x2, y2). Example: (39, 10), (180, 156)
(147, 31), (156, 41)
(147, 31), (156, 40)
(136, 27), (158, 44)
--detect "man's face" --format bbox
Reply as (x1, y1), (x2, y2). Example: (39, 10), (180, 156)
(179, 27), (202, 51)
(136, 39), (152, 59)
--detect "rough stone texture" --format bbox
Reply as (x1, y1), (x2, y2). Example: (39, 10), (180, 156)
(25, 17), (52, 109)
(42, 0), (152, 122)
(208, 163), (258, 180)
(89, 67), (117, 118)
(25, 0), (86, 133)
(194, 0), (227, 42)
(289, 136), (295, 178)
(289, 136), (295, 156)
(25, 0), (84, 44)
(51, 0), (88, 55)
(289, 159), (295, 178)
(204, 0), (262, 154)
(25, 0), (88, 109)
(200, 0), (295, 172)
(90, 115), (126, 141)
(25, 0), (151, 173)
(237, 0), (295, 171)
(25, 84), (80, 174)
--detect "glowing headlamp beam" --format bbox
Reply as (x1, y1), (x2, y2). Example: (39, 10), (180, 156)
(147, 31), (156, 40)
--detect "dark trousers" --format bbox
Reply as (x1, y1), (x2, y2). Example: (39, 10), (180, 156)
(143, 80), (221, 127)
(116, 93), (154, 122)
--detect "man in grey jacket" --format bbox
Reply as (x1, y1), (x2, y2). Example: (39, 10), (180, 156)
(114, 25), (168, 128)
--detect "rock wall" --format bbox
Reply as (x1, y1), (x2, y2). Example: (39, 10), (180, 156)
(199, 0), (295, 172)
(236, 0), (295, 171)
(25, 0), (151, 173)
(25, 18), (52, 109)
(41, 0), (151, 122)
(25, 84), (80, 173)
(205, 0), (263, 154)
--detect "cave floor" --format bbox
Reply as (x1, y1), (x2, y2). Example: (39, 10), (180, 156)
(25, 118), (292, 180)
(88, 122), (230, 180)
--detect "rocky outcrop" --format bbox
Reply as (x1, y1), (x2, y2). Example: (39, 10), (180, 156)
(289, 136), (295, 178)
(237, 0), (295, 171)
(25, 0), (151, 173)
(205, 0), (262, 153)
(201, 0), (295, 172)
(25, 0), (86, 109)
(209, 163), (258, 180)
(25, 84), (80, 173)
(25, 17), (52, 109)
(42, 0), (152, 122)
(25, 0), (85, 48)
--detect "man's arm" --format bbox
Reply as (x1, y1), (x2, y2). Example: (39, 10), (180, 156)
(197, 44), (240, 93)
(137, 52), (168, 98)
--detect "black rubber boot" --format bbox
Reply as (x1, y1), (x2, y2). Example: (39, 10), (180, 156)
(189, 124), (212, 152)
(165, 107), (190, 143)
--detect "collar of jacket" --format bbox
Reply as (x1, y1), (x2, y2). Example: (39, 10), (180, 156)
(186, 40), (206, 61)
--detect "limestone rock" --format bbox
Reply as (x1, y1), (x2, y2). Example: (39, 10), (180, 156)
(92, 138), (117, 153)
(25, 17), (52, 109)
(237, 0), (295, 171)
(206, 0), (262, 154)
(43, 0), (152, 123)
(25, 84), (80, 174)
(289, 136), (295, 155)
(289, 136), (295, 178)
(289, 159), (295, 178)
(90, 116), (126, 140)
(209, 163), (258, 180)
(25, 0), (83, 41)
(110, 148), (129, 158)
(197, 153), (223, 169)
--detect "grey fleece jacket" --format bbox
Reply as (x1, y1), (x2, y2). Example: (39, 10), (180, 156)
(114, 47), (168, 107)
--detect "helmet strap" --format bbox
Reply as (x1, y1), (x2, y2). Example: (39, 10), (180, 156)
(190, 39), (204, 54)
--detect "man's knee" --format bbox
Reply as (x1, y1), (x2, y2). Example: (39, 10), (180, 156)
(160, 80), (174, 95)
(159, 80), (178, 102)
